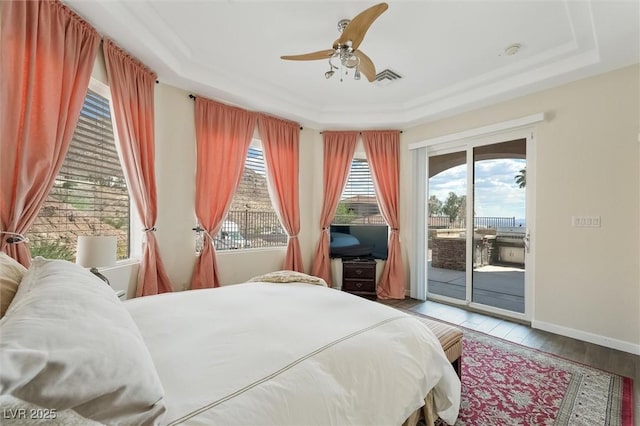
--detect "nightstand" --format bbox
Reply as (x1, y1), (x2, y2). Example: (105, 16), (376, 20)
(342, 259), (377, 300)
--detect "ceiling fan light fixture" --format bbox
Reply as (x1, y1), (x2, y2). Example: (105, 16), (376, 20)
(325, 69), (335, 79)
(354, 69), (361, 80)
(337, 19), (351, 33)
(328, 55), (339, 70)
(343, 54), (359, 68)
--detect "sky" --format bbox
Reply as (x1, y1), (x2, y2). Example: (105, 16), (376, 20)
(429, 158), (526, 219)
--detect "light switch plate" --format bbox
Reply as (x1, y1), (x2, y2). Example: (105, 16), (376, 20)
(572, 216), (601, 227)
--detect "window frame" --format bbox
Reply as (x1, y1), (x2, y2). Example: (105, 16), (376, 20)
(91, 78), (142, 262)
(28, 77), (140, 263)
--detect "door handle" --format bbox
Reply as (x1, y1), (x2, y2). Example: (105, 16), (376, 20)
(523, 229), (530, 253)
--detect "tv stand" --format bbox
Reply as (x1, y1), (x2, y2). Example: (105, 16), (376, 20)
(342, 259), (377, 300)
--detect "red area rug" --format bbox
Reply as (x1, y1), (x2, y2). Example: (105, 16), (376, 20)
(413, 315), (635, 426)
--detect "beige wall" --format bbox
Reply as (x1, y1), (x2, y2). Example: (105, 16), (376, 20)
(92, 53), (322, 290)
(401, 65), (640, 350)
(153, 83), (197, 289)
(152, 86), (322, 289)
(92, 49), (639, 351)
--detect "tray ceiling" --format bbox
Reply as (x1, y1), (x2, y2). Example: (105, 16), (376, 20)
(64, 0), (639, 129)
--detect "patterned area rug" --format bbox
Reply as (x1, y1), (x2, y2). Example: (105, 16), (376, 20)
(411, 314), (634, 426)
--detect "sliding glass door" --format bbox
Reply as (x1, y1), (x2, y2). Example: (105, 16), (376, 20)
(471, 141), (526, 313)
(426, 139), (528, 317)
(427, 150), (467, 301)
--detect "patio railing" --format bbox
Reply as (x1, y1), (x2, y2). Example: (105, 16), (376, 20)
(220, 210), (287, 250)
(428, 216), (516, 229)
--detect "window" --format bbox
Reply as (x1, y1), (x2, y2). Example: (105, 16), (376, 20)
(333, 157), (383, 224)
(205, 141), (286, 251)
(28, 80), (130, 261)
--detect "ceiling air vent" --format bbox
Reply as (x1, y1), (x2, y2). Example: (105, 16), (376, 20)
(375, 69), (402, 87)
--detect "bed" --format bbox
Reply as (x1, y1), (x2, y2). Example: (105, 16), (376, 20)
(0, 257), (460, 425)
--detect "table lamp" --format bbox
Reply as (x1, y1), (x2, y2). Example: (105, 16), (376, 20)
(76, 235), (117, 285)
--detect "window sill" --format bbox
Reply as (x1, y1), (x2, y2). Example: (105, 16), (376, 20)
(100, 258), (140, 272)
(215, 246), (287, 256)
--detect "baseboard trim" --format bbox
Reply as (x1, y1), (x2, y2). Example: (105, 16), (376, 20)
(531, 320), (640, 356)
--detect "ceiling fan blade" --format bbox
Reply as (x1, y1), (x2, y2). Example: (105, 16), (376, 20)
(354, 50), (376, 82)
(338, 2), (388, 50)
(280, 49), (335, 61)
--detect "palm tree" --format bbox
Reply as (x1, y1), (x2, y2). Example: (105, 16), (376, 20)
(515, 168), (526, 189)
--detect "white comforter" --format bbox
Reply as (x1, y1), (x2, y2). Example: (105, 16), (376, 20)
(125, 283), (460, 425)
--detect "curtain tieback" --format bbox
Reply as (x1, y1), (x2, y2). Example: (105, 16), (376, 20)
(391, 228), (400, 232)
(289, 234), (299, 239)
(0, 232), (29, 244)
(143, 227), (157, 232)
(192, 226), (214, 241)
(321, 227), (330, 232)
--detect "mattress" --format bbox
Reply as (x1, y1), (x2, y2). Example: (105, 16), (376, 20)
(124, 282), (460, 425)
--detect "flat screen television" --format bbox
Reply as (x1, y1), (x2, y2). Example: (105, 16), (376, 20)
(329, 224), (389, 260)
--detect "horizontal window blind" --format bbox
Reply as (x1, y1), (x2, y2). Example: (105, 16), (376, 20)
(245, 146), (266, 175)
(333, 159), (384, 224)
(342, 159), (375, 199)
(28, 89), (130, 261)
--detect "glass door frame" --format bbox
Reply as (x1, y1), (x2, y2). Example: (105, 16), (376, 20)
(410, 118), (540, 322)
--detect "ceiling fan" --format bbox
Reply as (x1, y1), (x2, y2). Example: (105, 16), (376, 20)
(280, 2), (388, 82)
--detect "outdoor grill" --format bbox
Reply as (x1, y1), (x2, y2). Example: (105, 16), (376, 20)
(495, 227), (526, 266)
(495, 227), (526, 241)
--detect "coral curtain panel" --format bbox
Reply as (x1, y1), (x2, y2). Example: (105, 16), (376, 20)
(362, 130), (405, 299)
(258, 115), (304, 272)
(192, 98), (257, 289)
(0, 0), (100, 266)
(311, 131), (358, 286)
(103, 39), (173, 297)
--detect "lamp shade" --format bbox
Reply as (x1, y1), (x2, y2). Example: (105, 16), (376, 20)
(76, 236), (117, 268)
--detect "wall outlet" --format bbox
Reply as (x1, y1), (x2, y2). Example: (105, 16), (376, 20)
(572, 215), (601, 227)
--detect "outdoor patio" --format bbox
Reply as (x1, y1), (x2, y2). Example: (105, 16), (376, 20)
(428, 263), (525, 313)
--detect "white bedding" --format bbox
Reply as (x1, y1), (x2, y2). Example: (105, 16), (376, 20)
(125, 282), (460, 425)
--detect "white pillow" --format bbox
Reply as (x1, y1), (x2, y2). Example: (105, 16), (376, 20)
(0, 252), (27, 317)
(0, 257), (166, 425)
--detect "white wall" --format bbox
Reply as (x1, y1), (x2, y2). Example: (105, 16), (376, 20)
(401, 65), (640, 351)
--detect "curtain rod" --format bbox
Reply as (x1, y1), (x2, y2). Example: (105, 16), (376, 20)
(187, 94), (303, 130)
(319, 131), (403, 134)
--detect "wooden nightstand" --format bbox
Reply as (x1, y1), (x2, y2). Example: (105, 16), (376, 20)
(342, 259), (377, 300)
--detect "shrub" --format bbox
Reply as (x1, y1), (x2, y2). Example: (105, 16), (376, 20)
(29, 239), (75, 261)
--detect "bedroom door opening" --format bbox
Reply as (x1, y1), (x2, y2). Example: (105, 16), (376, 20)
(426, 138), (528, 318)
